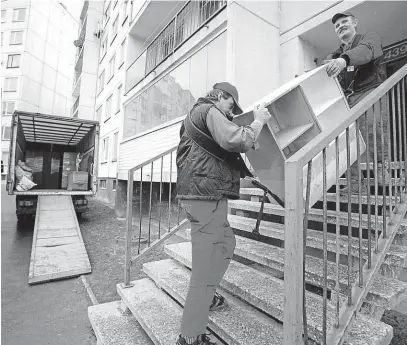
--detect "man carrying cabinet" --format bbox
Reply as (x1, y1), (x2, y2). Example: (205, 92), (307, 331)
(175, 82), (271, 345)
(323, 12), (389, 194)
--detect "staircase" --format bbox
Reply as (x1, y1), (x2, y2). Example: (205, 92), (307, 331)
(89, 65), (407, 344)
(89, 173), (407, 345)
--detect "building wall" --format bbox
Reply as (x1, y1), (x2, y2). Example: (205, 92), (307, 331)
(97, 0), (406, 213)
(1, 0), (78, 180)
(72, 1), (103, 120)
(96, 0), (132, 185)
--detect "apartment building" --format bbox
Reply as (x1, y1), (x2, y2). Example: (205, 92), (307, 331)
(71, 1), (103, 120)
(1, 0), (78, 180)
(95, 0), (133, 206)
(91, 1), (407, 214)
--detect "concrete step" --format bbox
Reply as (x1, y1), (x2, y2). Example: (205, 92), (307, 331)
(143, 261), (284, 345)
(88, 301), (153, 345)
(228, 199), (407, 242)
(117, 278), (218, 345)
(147, 257), (393, 345)
(228, 214), (407, 276)
(165, 241), (407, 311)
(240, 188), (396, 206)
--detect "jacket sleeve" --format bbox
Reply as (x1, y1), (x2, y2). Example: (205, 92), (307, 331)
(341, 32), (383, 66)
(206, 107), (262, 153)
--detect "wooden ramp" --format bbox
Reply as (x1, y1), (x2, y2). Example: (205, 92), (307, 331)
(28, 195), (91, 285)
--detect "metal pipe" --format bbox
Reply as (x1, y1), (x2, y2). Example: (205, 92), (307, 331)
(387, 90), (394, 222)
(124, 169), (134, 286)
(322, 149), (328, 345)
(380, 97), (387, 239)
(346, 127), (352, 306)
(356, 118), (363, 283)
(148, 163), (154, 246)
(372, 103), (379, 254)
(335, 137), (341, 327)
(137, 167), (143, 254)
(397, 82), (403, 203)
(365, 112), (372, 267)
(391, 86), (398, 209)
(158, 157), (163, 239)
(303, 161), (312, 344)
(168, 151), (173, 231)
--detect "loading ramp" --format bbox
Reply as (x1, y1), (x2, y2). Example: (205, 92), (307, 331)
(28, 195), (91, 285)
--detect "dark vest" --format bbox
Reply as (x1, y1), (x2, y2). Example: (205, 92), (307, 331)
(334, 34), (386, 95)
(176, 100), (243, 201)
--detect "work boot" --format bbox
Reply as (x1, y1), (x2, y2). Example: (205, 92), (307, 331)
(176, 334), (217, 345)
(209, 292), (228, 312)
(340, 180), (368, 195)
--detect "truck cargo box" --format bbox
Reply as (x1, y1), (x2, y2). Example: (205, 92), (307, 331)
(7, 111), (99, 196)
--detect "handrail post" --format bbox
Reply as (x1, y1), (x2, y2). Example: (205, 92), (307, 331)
(124, 168), (134, 287)
(284, 160), (304, 345)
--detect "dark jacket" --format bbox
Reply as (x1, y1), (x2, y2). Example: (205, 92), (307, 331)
(176, 98), (245, 201)
(332, 32), (386, 95)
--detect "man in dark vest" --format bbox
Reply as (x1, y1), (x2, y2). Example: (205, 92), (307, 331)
(324, 11), (389, 194)
(175, 82), (271, 345)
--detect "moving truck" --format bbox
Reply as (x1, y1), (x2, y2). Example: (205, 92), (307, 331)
(6, 111), (100, 222)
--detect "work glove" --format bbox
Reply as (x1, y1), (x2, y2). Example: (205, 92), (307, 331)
(324, 57), (347, 78)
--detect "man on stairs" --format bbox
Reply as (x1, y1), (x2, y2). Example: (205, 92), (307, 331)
(323, 11), (390, 194)
(175, 82), (271, 345)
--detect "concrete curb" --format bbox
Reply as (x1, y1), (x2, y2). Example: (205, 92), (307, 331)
(81, 275), (99, 306)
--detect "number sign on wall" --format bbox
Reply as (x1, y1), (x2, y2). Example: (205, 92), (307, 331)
(382, 39), (407, 64)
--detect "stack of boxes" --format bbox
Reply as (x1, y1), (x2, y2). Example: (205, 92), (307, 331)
(61, 152), (77, 189)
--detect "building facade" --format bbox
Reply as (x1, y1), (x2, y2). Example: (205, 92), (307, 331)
(1, 0), (78, 180)
(92, 1), (407, 213)
(72, 1), (103, 120)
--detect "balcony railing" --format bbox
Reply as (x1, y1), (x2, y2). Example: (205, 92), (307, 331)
(126, 0), (226, 93)
(72, 96), (80, 116)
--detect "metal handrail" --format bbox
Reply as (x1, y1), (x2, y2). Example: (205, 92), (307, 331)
(123, 144), (186, 287)
(283, 64), (407, 345)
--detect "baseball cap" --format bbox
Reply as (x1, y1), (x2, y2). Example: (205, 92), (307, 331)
(332, 11), (355, 24)
(213, 82), (243, 115)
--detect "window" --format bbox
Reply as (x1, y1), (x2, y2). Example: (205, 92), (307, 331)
(13, 8), (26, 22)
(4, 77), (18, 92)
(100, 179), (107, 188)
(10, 31), (23, 45)
(116, 85), (122, 113)
(121, 1), (128, 24)
(105, 95), (113, 120)
(97, 70), (105, 94)
(1, 10), (6, 23)
(96, 105), (103, 121)
(2, 101), (15, 115)
(7, 54), (21, 68)
(2, 126), (11, 140)
(119, 38), (126, 67)
(112, 132), (118, 161)
(111, 15), (118, 43)
(101, 36), (108, 59)
(112, 180), (117, 190)
(102, 137), (109, 162)
(108, 54), (115, 81)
